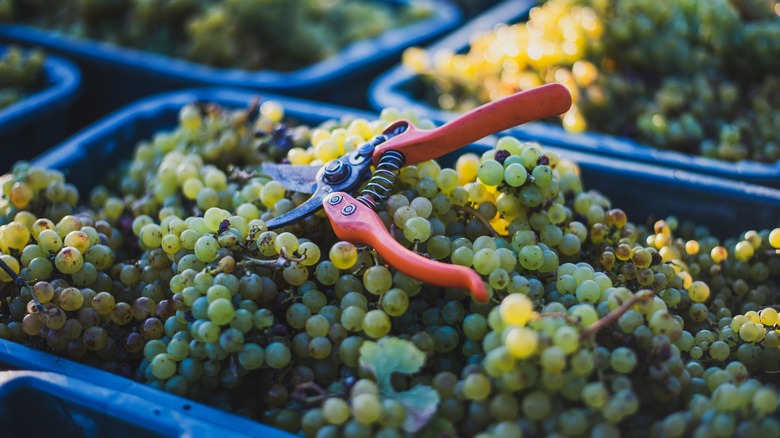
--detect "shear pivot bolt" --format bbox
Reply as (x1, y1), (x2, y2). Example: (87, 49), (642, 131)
(357, 141), (375, 156)
(324, 160), (350, 184)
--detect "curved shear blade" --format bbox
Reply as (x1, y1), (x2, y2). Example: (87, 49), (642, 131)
(264, 184), (334, 229)
(259, 162), (320, 194)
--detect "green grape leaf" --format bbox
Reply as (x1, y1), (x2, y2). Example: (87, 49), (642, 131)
(359, 337), (440, 433)
(393, 384), (441, 433)
(359, 337), (426, 389)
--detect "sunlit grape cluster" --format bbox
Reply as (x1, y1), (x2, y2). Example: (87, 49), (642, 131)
(0, 45), (46, 109)
(403, 0), (780, 162)
(4, 0), (431, 71)
(0, 99), (779, 437)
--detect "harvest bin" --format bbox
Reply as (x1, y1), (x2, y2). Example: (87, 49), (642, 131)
(0, 0), (461, 129)
(0, 45), (81, 174)
(369, 0), (780, 187)
(0, 368), (289, 437)
(3, 87), (778, 434)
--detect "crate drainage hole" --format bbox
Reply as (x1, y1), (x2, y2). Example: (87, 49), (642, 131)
(183, 404), (191, 411)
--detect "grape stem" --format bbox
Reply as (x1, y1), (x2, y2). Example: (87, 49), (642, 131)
(291, 381), (328, 405)
(0, 257), (44, 312)
(579, 289), (655, 339)
(236, 247), (306, 269)
(227, 165), (259, 183)
(536, 312), (579, 324)
(452, 205), (505, 237)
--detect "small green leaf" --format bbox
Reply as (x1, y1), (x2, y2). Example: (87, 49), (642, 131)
(359, 337), (440, 433)
(359, 337), (426, 389)
(393, 384), (440, 433)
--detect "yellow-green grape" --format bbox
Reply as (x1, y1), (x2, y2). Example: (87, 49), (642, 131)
(0, 254), (20, 282)
(274, 232), (300, 255)
(760, 308), (778, 327)
(260, 101), (284, 124)
(56, 215), (82, 238)
(236, 203), (260, 221)
(161, 234), (181, 255)
(688, 281), (710, 303)
(299, 242), (321, 266)
(31, 218), (55, 239)
(505, 326), (538, 359)
(55, 247), (83, 275)
(477, 159), (504, 186)
(329, 241), (358, 270)
(362, 266), (392, 296)
(769, 228), (780, 249)
(260, 180), (285, 209)
(403, 217), (432, 242)
(36, 229), (63, 254)
(362, 310), (391, 338)
(734, 240), (755, 262)
(58, 287), (84, 311)
(204, 207), (230, 233)
(3, 221), (30, 250)
(500, 293), (534, 327)
(208, 298), (235, 325)
(62, 230), (91, 254)
(182, 178), (204, 200)
(194, 235), (219, 263)
(179, 104), (201, 131)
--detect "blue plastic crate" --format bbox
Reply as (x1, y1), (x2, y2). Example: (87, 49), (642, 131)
(0, 367), (289, 437)
(369, 0), (780, 187)
(10, 86), (780, 436)
(0, 45), (81, 173)
(0, 0), (461, 128)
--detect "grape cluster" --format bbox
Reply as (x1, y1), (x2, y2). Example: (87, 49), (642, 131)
(1, 99), (779, 437)
(0, 45), (46, 109)
(403, 0), (780, 162)
(3, 0), (431, 71)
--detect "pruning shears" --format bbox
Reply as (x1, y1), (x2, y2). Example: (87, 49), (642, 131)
(260, 84), (572, 302)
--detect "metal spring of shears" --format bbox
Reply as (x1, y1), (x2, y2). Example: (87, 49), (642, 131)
(356, 150), (404, 210)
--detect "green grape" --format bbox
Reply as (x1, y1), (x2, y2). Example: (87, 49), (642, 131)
(688, 281), (711, 303)
(330, 241), (358, 270)
(381, 288), (409, 317)
(477, 160), (504, 186)
(362, 266), (392, 296)
(610, 347), (638, 373)
(403, 217), (432, 242)
(194, 235), (219, 263)
(208, 298), (235, 326)
(323, 397), (350, 426)
(463, 373), (491, 401)
(362, 310), (391, 339)
(500, 293), (534, 327)
(150, 353), (177, 380)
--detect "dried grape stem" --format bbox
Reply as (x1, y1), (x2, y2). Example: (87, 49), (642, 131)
(453, 205), (504, 237)
(0, 257), (43, 312)
(237, 247), (306, 269)
(580, 290), (655, 339)
(537, 312), (579, 324)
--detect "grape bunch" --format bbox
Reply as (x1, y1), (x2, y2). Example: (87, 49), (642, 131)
(403, 0), (780, 162)
(0, 45), (46, 109)
(3, 0), (432, 71)
(1, 98), (779, 437)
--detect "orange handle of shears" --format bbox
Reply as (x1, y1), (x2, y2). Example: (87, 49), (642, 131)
(322, 192), (489, 302)
(373, 83), (572, 166)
